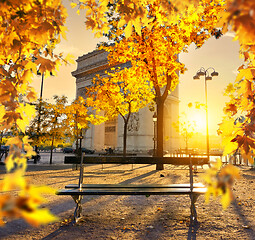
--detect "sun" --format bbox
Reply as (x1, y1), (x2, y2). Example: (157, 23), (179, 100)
(188, 112), (206, 134)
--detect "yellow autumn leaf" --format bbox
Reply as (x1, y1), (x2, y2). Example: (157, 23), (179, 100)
(21, 209), (58, 227)
(118, 18), (127, 29)
(0, 105), (5, 121)
(204, 158), (240, 209)
(236, 69), (254, 82)
(134, 18), (142, 36)
(16, 118), (28, 133)
(70, 2), (77, 8)
(221, 188), (232, 209)
(1, 169), (26, 191)
(221, 165), (240, 183)
(125, 21), (133, 39)
(59, 25), (68, 40)
(64, 53), (75, 65)
(6, 136), (23, 149)
(223, 141), (238, 156)
(4, 156), (16, 174)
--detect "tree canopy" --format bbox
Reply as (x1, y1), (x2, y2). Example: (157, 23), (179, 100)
(0, 0), (68, 226)
(86, 66), (154, 155)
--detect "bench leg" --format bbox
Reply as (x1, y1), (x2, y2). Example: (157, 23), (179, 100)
(190, 193), (199, 224)
(72, 195), (83, 223)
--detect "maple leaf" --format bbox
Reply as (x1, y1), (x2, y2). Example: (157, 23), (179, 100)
(204, 159), (239, 209)
(224, 103), (237, 115)
(70, 2), (77, 8)
(125, 21), (133, 39)
(236, 69), (255, 82)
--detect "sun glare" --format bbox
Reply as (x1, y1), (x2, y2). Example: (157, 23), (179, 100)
(188, 112), (206, 133)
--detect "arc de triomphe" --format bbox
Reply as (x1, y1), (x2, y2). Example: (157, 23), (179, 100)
(72, 49), (180, 153)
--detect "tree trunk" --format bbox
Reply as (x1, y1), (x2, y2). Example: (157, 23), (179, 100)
(35, 100), (42, 163)
(0, 131), (3, 146)
(156, 97), (164, 170)
(50, 135), (54, 164)
(75, 112), (79, 155)
(123, 119), (128, 157)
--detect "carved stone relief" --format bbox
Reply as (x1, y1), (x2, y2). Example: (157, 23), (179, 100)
(127, 112), (140, 132)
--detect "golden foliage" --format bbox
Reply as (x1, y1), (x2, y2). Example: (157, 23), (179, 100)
(219, 0), (255, 162)
(65, 96), (105, 135)
(204, 159), (240, 209)
(86, 66), (154, 154)
(97, 0), (225, 111)
(173, 113), (196, 145)
(40, 96), (70, 149)
(86, 66), (154, 120)
(0, 0), (69, 133)
(74, 0), (225, 38)
(0, 0), (68, 226)
(0, 169), (57, 226)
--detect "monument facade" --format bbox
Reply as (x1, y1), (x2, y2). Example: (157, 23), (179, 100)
(72, 49), (180, 153)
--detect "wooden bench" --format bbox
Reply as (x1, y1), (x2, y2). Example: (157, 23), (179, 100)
(56, 155), (208, 224)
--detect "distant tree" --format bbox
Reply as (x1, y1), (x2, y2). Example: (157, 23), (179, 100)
(27, 96), (70, 163)
(26, 100), (50, 148)
(86, 67), (154, 156)
(43, 96), (69, 164)
(173, 113), (196, 154)
(64, 96), (104, 155)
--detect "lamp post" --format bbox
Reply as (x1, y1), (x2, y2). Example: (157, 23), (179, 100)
(153, 112), (157, 156)
(193, 67), (219, 161)
(34, 72), (44, 164)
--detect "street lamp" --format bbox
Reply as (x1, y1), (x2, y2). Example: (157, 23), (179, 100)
(193, 67), (219, 161)
(33, 72), (44, 164)
(35, 71), (53, 164)
(153, 112), (157, 156)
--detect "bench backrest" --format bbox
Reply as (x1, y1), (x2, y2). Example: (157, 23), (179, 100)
(64, 156), (209, 165)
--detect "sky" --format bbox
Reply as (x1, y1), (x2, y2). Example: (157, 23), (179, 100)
(31, 2), (244, 136)
(179, 36), (243, 135)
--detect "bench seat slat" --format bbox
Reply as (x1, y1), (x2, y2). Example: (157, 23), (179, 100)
(57, 187), (207, 196)
(64, 183), (205, 189)
(64, 156), (209, 165)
